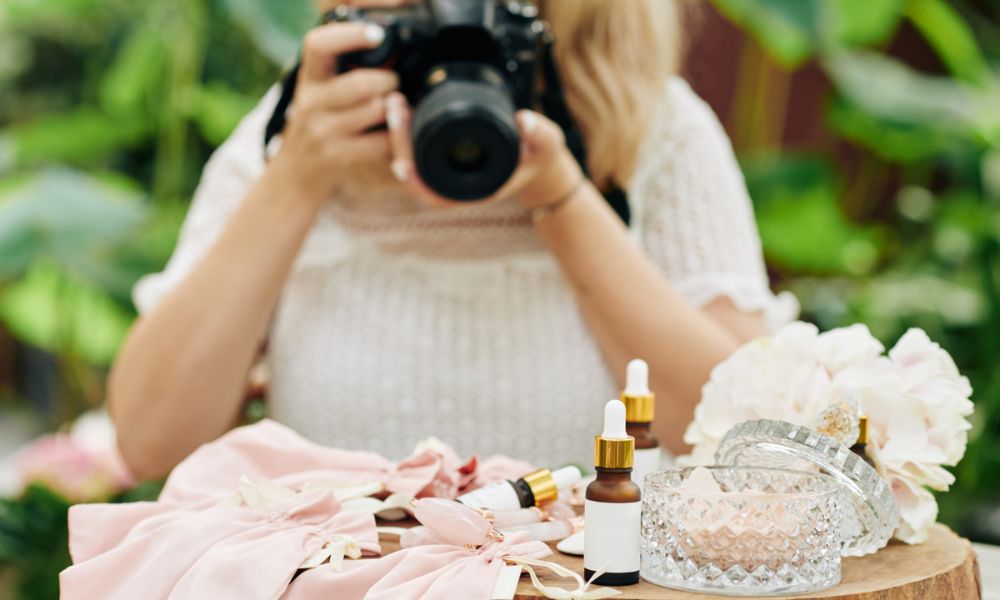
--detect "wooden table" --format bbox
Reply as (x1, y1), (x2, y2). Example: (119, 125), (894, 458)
(510, 524), (980, 599)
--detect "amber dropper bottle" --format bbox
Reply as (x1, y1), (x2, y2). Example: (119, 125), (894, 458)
(850, 414), (876, 468)
(584, 400), (641, 586)
(621, 359), (659, 488)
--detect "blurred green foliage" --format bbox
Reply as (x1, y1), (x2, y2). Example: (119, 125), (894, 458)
(718, 0), (1000, 539)
(0, 0), (998, 596)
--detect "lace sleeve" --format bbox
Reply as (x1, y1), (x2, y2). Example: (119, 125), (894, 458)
(630, 78), (798, 331)
(131, 87), (279, 314)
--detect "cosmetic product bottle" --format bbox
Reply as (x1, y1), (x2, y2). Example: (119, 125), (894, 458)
(622, 359), (659, 488)
(850, 414), (876, 467)
(584, 399), (641, 586)
(456, 465), (581, 511)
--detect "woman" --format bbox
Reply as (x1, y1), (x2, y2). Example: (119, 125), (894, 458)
(109, 0), (793, 479)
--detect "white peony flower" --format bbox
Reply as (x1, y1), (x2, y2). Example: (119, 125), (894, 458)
(679, 322), (974, 544)
(890, 475), (938, 544)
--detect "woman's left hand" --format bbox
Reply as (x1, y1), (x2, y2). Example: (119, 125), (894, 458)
(384, 92), (583, 210)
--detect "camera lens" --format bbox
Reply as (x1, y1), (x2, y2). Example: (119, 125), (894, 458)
(411, 64), (520, 201)
(448, 137), (488, 172)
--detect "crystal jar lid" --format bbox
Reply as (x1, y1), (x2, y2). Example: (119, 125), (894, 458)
(715, 419), (899, 557)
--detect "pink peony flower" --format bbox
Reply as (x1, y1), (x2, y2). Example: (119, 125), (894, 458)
(9, 410), (134, 503)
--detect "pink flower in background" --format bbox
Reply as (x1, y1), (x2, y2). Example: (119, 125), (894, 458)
(9, 411), (134, 503)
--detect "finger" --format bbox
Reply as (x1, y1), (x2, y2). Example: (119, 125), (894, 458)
(330, 95), (387, 134)
(515, 110), (565, 159)
(307, 69), (399, 111)
(340, 131), (392, 163)
(301, 22), (386, 83)
(385, 92), (415, 176)
(385, 92), (453, 207)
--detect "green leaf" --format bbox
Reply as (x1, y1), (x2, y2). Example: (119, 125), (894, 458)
(826, 97), (975, 163)
(222, 0), (316, 65)
(0, 262), (135, 365)
(742, 153), (885, 274)
(905, 0), (991, 86)
(828, 0), (907, 46)
(822, 49), (1000, 149)
(0, 168), (146, 283)
(712, 0), (820, 68)
(99, 27), (169, 117)
(7, 108), (148, 167)
(185, 84), (259, 146)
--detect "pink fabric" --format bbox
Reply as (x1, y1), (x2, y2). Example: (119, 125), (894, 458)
(160, 420), (533, 504)
(60, 490), (378, 600)
(61, 422), (547, 600)
(285, 499), (552, 600)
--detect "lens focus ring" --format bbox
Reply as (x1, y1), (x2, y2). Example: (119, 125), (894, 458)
(411, 75), (520, 201)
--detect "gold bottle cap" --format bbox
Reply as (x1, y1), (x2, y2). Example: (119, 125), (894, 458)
(622, 359), (655, 423)
(595, 400), (635, 469)
(522, 468), (558, 505)
(857, 414), (869, 445)
(621, 393), (655, 423)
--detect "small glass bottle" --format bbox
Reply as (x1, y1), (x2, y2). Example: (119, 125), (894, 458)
(850, 414), (876, 467)
(455, 466), (581, 511)
(622, 359), (660, 488)
(584, 400), (641, 586)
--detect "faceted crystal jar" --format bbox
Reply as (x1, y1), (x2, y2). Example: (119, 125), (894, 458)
(640, 466), (842, 596)
(715, 419), (899, 557)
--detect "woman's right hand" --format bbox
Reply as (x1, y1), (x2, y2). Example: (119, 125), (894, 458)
(268, 19), (399, 203)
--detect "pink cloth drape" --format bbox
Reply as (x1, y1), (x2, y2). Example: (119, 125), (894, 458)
(285, 499), (552, 600)
(159, 420), (533, 504)
(60, 421), (547, 600)
(61, 490), (378, 600)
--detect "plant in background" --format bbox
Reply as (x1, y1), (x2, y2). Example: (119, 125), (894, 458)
(710, 0), (1000, 542)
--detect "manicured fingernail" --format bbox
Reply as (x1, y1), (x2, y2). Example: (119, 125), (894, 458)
(364, 24), (385, 45)
(386, 99), (401, 130)
(519, 111), (538, 134)
(391, 159), (409, 182)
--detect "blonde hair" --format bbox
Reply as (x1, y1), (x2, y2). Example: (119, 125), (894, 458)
(537, 0), (682, 190)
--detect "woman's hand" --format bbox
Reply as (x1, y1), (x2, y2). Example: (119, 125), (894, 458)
(269, 20), (399, 203)
(384, 92), (585, 210)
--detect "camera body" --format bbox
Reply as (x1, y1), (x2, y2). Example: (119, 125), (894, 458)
(326, 0), (545, 201)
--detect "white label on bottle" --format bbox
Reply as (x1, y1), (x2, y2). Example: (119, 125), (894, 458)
(583, 499), (640, 574)
(632, 447), (661, 489)
(456, 482), (521, 511)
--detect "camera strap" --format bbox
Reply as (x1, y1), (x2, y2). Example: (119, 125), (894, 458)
(537, 37), (630, 225)
(264, 63), (300, 159)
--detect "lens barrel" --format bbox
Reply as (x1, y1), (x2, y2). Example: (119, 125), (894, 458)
(411, 64), (520, 201)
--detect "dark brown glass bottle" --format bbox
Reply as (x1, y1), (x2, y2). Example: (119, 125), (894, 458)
(622, 359), (660, 488)
(850, 414), (876, 468)
(584, 400), (641, 586)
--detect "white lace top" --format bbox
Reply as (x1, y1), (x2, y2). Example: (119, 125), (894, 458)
(134, 77), (797, 467)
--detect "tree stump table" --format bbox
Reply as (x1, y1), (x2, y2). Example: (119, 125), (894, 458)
(511, 524), (980, 599)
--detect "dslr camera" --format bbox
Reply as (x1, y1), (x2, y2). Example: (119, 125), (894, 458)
(327, 0), (546, 201)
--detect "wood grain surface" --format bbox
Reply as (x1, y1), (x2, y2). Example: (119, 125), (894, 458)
(510, 524), (980, 599)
